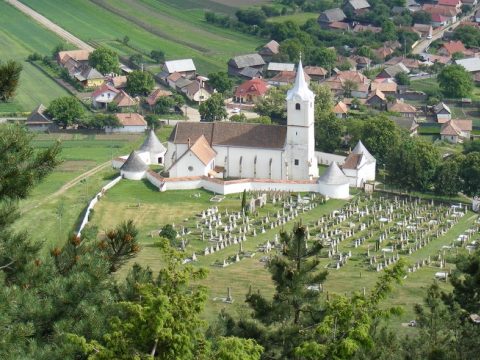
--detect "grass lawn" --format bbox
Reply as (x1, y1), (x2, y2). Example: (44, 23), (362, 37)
(87, 178), (479, 326)
(268, 12), (319, 25)
(20, 0), (263, 74)
(0, 2), (70, 113)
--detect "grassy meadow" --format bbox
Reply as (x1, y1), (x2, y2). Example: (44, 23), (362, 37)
(20, 0), (263, 74)
(15, 132), (148, 249)
(0, 2), (70, 114)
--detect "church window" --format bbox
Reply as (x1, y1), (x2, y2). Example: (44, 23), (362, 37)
(188, 166), (194, 172)
(269, 158), (273, 179)
(254, 156), (257, 178)
(294, 159), (299, 166)
(295, 103), (301, 110)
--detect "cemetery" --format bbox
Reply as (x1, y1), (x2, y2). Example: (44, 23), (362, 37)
(89, 180), (479, 325)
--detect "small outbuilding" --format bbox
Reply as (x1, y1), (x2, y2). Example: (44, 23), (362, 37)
(120, 150), (148, 180)
(26, 104), (55, 132)
(317, 162), (350, 199)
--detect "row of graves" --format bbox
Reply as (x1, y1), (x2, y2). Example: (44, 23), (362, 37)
(174, 191), (326, 268)
(303, 194), (474, 277)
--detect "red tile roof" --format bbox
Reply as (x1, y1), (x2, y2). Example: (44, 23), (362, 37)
(441, 41), (466, 55)
(115, 113), (147, 126)
(438, 0), (460, 6)
(91, 83), (119, 98)
(234, 78), (269, 98)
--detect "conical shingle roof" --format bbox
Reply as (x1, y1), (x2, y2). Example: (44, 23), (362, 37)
(352, 140), (375, 163)
(139, 129), (166, 153)
(120, 151), (148, 172)
(318, 162), (349, 185)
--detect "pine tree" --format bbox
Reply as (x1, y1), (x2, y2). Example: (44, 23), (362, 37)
(234, 223), (327, 359)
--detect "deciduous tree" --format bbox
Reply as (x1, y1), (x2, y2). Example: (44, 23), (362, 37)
(47, 96), (85, 128)
(199, 93), (227, 122)
(126, 70), (155, 96)
(438, 65), (473, 99)
(88, 47), (119, 74)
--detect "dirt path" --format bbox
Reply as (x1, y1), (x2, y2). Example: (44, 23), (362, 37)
(6, 0), (94, 51)
(20, 160), (111, 214)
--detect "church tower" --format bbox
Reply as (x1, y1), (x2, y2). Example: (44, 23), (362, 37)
(285, 58), (318, 180)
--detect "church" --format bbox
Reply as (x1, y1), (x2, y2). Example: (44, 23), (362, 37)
(165, 60), (318, 181)
(113, 60), (376, 199)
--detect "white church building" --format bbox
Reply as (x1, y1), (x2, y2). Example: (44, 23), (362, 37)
(112, 60), (376, 199)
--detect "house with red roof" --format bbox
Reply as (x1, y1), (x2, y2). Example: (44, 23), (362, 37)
(234, 78), (269, 104)
(437, 0), (461, 10)
(92, 83), (120, 109)
(431, 14), (449, 27)
(440, 119), (472, 143)
(438, 40), (467, 56)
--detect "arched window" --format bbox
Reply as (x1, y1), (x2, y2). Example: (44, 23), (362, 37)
(269, 158), (273, 179)
(295, 103), (301, 110)
(239, 156), (243, 178)
(253, 156), (257, 178)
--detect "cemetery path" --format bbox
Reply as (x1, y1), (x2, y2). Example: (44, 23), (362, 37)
(6, 0), (94, 51)
(20, 160), (111, 214)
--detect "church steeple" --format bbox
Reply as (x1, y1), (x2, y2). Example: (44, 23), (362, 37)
(286, 57), (314, 102)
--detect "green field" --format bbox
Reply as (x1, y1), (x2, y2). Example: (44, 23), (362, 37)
(268, 12), (319, 25)
(0, 2), (70, 114)
(20, 0), (263, 74)
(15, 132), (147, 248)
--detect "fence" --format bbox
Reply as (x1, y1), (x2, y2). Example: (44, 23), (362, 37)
(77, 175), (122, 237)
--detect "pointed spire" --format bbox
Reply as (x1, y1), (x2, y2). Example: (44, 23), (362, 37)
(286, 57), (314, 102)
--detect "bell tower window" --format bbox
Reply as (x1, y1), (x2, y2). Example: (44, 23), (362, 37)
(295, 103), (301, 110)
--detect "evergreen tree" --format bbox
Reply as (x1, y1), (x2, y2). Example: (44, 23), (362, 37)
(233, 224), (327, 359)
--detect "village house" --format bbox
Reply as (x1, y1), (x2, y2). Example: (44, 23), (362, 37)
(57, 49), (91, 76)
(325, 70), (370, 98)
(234, 78), (269, 104)
(304, 66), (328, 81)
(266, 62), (295, 76)
(91, 83), (120, 109)
(431, 14), (449, 27)
(112, 90), (138, 112)
(434, 102), (452, 122)
(328, 21), (351, 31)
(258, 40), (280, 61)
(333, 101), (349, 118)
(145, 88), (173, 109)
(317, 8), (346, 29)
(351, 55), (371, 70)
(374, 46), (395, 61)
(476, 9), (480, 22)
(423, 5), (458, 24)
(437, 0), (462, 11)
(106, 113), (147, 133)
(407, 0), (422, 12)
(74, 67), (104, 88)
(455, 57), (480, 73)
(377, 63), (410, 79)
(412, 23), (433, 38)
(438, 41), (467, 57)
(388, 101), (417, 118)
(352, 24), (382, 33)
(179, 78), (212, 103)
(371, 78), (398, 95)
(385, 56), (421, 71)
(26, 104), (55, 132)
(345, 0), (371, 15)
(267, 70), (310, 87)
(391, 117), (419, 136)
(463, 0), (478, 7)
(366, 89), (387, 110)
(108, 75), (127, 90)
(228, 54), (265, 77)
(440, 119), (472, 143)
(159, 59), (196, 81)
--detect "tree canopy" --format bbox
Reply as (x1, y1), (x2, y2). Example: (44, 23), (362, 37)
(88, 47), (119, 75)
(438, 65), (473, 99)
(199, 93), (227, 122)
(46, 96), (85, 128)
(126, 70), (155, 96)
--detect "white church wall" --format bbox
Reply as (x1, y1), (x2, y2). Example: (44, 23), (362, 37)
(215, 147), (285, 180)
(165, 143), (189, 169)
(169, 152), (211, 178)
(112, 158), (126, 169)
(315, 152), (346, 166)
